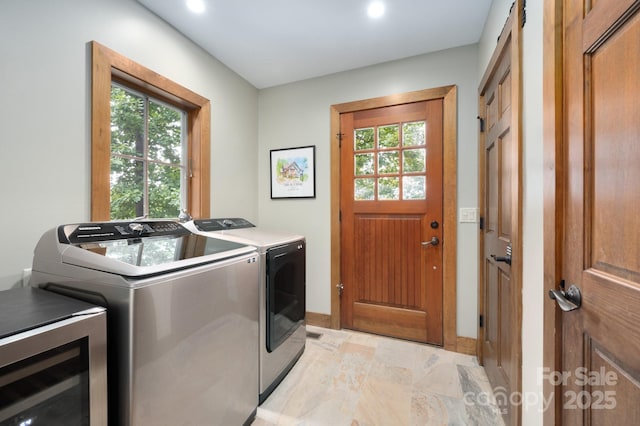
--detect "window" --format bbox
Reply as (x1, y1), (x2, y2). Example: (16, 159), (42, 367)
(110, 84), (187, 219)
(91, 41), (210, 221)
(353, 120), (427, 201)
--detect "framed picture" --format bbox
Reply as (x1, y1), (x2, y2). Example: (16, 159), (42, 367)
(270, 145), (316, 199)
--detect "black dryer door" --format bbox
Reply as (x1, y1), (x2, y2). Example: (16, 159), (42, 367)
(266, 240), (305, 352)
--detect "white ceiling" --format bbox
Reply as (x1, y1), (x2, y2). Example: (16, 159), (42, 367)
(136, 0), (493, 89)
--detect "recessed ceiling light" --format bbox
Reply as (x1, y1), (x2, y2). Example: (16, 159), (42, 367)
(186, 0), (205, 14)
(367, 1), (385, 19)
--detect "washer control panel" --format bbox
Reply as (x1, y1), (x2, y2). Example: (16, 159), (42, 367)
(59, 221), (188, 244)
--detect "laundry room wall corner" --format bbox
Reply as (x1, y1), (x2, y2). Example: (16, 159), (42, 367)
(0, 0), (259, 291)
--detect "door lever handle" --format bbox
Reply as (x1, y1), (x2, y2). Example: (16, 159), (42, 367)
(490, 254), (512, 265)
(549, 285), (582, 312)
(490, 244), (512, 265)
(421, 237), (439, 247)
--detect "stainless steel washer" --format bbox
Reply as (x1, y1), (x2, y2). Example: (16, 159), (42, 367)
(185, 218), (306, 404)
(29, 220), (259, 426)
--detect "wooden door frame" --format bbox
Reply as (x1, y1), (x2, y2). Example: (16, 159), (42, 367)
(476, 1), (523, 420)
(542, 0), (567, 422)
(329, 86), (464, 353)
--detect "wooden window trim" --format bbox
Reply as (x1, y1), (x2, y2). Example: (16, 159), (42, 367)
(91, 41), (210, 221)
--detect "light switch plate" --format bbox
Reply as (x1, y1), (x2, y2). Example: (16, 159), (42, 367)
(459, 207), (479, 223)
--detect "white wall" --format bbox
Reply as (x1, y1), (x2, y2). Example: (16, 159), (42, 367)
(478, 0), (514, 75)
(478, 1), (545, 424)
(258, 45), (480, 338)
(521, 2), (544, 423)
(0, 0), (259, 290)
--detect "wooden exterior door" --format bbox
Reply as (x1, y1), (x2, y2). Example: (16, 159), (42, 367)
(545, 0), (640, 422)
(478, 3), (522, 425)
(340, 100), (444, 345)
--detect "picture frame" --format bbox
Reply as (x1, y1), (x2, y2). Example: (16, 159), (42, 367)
(270, 145), (316, 199)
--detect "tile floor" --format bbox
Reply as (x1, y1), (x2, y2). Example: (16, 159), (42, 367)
(252, 325), (504, 426)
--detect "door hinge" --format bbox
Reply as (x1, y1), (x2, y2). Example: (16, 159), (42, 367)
(336, 283), (344, 296)
(479, 314), (484, 328)
(336, 132), (344, 148)
(339, 210), (342, 222)
(479, 216), (484, 230)
(477, 116), (485, 133)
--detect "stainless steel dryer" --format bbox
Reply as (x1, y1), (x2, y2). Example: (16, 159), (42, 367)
(29, 220), (259, 426)
(186, 218), (306, 404)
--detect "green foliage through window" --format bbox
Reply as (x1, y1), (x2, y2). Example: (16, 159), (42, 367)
(355, 128), (375, 150)
(110, 84), (186, 219)
(352, 120), (427, 201)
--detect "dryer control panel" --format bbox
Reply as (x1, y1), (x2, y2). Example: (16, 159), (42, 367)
(194, 218), (255, 231)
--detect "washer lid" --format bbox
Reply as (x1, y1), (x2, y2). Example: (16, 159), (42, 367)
(188, 218), (304, 248)
(215, 227), (304, 248)
(55, 221), (256, 277)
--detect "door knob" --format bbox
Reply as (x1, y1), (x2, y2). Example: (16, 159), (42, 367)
(421, 237), (439, 247)
(549, 284), (582, 312)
